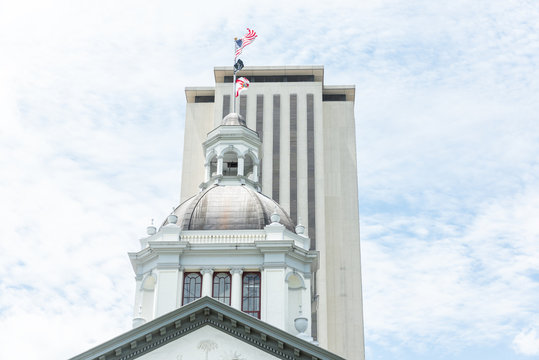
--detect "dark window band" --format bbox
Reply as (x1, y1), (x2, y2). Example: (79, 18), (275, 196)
(322, 94), (346, 101)
(290, 94), (298, 224)
(307, 93), (315, 250)
(272, 94), (280, 202)
(222, 95), (230, 118)
(256, 95), (264, 184)
(224, 75), (314, 83)
(240, 95), (247, 121)
(195, 96), (214, 103)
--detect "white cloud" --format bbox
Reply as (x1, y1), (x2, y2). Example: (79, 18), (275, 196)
(514, 326), (539, 356)
(1, 0), (538, 359)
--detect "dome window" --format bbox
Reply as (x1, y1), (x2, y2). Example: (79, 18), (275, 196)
(182, 272), (202, 305)
(212, 272), (231, 305)
(242, 272), (261, 319)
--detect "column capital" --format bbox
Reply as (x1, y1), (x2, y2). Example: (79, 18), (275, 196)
(201, 267), (214, 275)
(230, 267), (244, 275)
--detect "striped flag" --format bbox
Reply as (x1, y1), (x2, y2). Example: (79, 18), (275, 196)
(235, 77), (250, 97)
(235, 28), (257, 60)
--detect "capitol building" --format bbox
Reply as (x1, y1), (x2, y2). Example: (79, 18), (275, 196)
(71, 65), (364, 360)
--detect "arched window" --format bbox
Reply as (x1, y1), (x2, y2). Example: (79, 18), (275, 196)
(212, 272), (231, 305)
(222, 151), (238, 176)
(242, 272), (261, 318)
(182, 272), (202, 305)
(286, 273), (304, 332)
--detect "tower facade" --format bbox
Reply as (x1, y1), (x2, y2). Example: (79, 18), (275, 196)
(180, 66), (364, 359)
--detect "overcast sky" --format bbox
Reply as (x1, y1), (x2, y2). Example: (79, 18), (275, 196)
(1, 1), (538, 359)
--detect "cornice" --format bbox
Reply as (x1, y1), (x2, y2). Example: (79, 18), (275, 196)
(255, 240), (295, 253)
(69, 297), (344, 360)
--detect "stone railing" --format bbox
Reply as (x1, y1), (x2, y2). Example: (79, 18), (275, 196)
(180, 231), (266, 244)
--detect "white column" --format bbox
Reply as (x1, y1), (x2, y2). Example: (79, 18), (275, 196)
(154, 269), (180, 317)
(253, 163), (259, 182)
(230, 268), (243, 310)
(133, 275), (143, 318)
(204, 162), (211, 182)
(262, 268), (286, 329)
(238, 156), (245, 176)
(217, 156), (223, 176)
(132, 275), (145, 328)
(201, 268), (213, 297)
(177, 266), (184, 307)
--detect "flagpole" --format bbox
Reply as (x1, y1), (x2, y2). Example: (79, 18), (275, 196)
(233, 38), (237, 114)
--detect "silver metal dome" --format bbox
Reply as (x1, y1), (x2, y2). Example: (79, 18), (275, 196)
(221, 113), (246, 126)
(165, 185), (295, 231)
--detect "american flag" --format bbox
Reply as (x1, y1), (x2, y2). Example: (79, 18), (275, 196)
(235, 28), (257, 59)
(235, 77), (250, 97)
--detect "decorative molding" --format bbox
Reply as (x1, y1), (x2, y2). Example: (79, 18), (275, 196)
(262, 262), (287, 269)
(285, 271), (306, 289)
(156, 263), (180, 270)
(181, 232), (266, 243)
(230, 268), (244, 275)
(201, 267), (214, 275)
(71, 298), (344, 360)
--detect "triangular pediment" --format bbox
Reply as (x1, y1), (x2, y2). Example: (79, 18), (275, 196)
(69, 297), (344, 360)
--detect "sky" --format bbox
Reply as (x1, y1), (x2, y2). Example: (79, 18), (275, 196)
(0, 0), (538, 359)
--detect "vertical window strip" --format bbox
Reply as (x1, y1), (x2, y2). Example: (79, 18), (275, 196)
(307, 93), (316, 250)
(240, 94), (247, 121)
(222, 95), (230, 119)
(307, 94), (317, 341)
(290, 94), (298, 224)
(256, 95), (264, 184)
(272, 94), (280, 202)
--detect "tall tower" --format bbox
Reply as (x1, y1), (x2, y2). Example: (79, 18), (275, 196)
(180, 66), (364, 359)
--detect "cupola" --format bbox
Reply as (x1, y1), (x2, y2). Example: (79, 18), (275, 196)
(201, 113), (262, 191)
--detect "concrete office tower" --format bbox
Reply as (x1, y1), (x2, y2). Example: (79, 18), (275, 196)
(181, 66), (364, 359)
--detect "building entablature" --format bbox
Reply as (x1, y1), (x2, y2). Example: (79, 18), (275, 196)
(129, 240), (317, 275)
(204, 125), (262, 151)
(140, 224), (310, 251)
(201, 175), (261, 191)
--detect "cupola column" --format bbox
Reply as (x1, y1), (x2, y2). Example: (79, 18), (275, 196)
(204, 162), (211, 182)
(201, 268), (214, 297)
(216, 156), (223, 176)
(230, 268), (243, 310)
(253, 163), (259, 182)
(238, 155), (245, 176)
